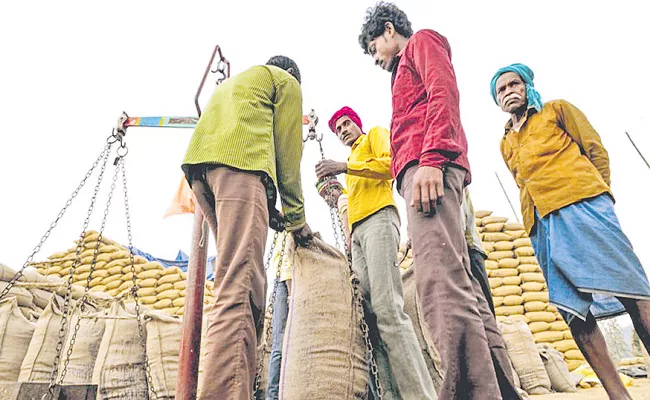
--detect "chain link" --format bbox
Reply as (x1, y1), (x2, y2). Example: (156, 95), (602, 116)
(48, 141), (114, 398)
(1, 143), (112, 303)
(253, 231), (285, 398)
(120, 158), (159, 400)
(58, 152), (122, 386)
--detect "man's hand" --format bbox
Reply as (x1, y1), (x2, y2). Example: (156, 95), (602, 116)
(292, 223), (313, 247)
(411, 166), (444, 217)
(315, 160), (347, 180)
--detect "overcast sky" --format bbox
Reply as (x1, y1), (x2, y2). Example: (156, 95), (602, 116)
(2, 0), (649, 290)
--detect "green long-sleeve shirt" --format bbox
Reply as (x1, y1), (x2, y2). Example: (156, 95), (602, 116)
(182, 65), (305, 231)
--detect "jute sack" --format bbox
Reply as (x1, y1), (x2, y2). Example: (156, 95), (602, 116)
(279, 237), (367, 399)
(93, 300), (148, 399)
(145, 309), (182, 399)
(402, 267), (444, 393)
(499, 318), (552, 395)
(19, 295), (66, 382)
(0, 262), (18, 282)
(58, 300), (108, 384)
(537, 344), (577, 393)
(0, 298), (37, 382)
(0, 281), (34, 307)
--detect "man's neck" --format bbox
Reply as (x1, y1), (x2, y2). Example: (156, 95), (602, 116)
(509, 106), (528, 129)
(396, 34), (409, 52)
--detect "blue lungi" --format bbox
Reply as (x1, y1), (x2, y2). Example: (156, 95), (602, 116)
(530, 194), (650, 325)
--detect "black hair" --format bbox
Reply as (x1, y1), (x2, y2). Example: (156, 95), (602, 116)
(358, 2), (413, 54)
(266, 55), (301, 84)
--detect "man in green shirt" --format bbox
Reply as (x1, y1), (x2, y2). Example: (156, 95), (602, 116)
(182, 55), (312, 400)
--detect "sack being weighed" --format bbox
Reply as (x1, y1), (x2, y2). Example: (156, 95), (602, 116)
(279, 237), (367, 399)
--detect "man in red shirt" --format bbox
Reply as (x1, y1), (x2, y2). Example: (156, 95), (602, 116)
(358, 3), (520, 399)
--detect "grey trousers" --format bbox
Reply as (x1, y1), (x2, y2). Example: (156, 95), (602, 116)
(351, 207), (437, 400)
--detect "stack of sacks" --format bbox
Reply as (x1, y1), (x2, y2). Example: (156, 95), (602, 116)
(30, 230), (215, 316)
(1, 262), (89, 322)
(476, 211), (585, 372)
(618, 357), (647, 368)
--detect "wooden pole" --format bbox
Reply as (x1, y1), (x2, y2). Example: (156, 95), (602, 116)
(176, 209), (209, 399)
(494, 171), (521, 223)
(625, 131), (650, 171)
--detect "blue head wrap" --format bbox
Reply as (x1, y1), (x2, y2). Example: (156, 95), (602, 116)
(490, 63), (543, 111)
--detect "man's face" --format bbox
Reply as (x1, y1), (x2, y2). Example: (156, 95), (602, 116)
(367, 24), (400, 72)
(495, 72), (527, 113)
(335, 115), (363, 147)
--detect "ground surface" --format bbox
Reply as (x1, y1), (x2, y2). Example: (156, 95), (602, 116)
(531, 379), (650, 399)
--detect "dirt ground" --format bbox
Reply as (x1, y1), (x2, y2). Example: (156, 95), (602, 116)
(531, 379), (650, 399)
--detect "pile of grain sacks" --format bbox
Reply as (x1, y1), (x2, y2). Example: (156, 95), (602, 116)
(396, 211), (586, 374)
(475, 211), (585, 372)
(29, 230), (214, 316)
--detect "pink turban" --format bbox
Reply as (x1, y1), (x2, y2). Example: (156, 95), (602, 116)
(328, 106), (364, 134)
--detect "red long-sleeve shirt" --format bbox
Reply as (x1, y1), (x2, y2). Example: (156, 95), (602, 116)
(390, 29), (471, 186)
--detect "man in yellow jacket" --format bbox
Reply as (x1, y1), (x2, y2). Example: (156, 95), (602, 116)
(315, 106), (435, 400)
(492, 63), (650, 400)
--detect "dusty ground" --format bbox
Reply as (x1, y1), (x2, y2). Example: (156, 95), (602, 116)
(531, 379), (650, 399)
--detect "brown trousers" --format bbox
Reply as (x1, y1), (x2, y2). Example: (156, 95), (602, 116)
(400, 165), (517, 400)
(192, 167), (269, 400)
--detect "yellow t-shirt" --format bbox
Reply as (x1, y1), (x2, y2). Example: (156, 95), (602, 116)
(345, 126), (396, 229)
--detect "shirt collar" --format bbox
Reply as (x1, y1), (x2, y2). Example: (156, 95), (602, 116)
(503, 106), (538, 135)
(351, 135), (364, 150)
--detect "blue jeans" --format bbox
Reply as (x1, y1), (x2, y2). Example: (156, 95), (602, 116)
(266, 280), (289, 400)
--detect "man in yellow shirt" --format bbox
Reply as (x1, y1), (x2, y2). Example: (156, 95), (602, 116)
(182, 56), (312, 400)
(492, 63), (650, 400)
(315, 106), (436, 400)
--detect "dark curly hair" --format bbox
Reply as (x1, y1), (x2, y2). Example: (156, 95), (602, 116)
(359, 1), (413, 54)
(266, 55), (301, 84)
(358, 2), (413, 54)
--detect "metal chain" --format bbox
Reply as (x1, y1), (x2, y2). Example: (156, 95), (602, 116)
(263, 232), (280, 272)
(1, 142), (111, 302)
(253, 231), (285, 398)
(329, 206), (342, 250)
(325, 180), (384, 399)
(120, 158), (159, 400)
(58, 153), (121, 385)
(336, 211), (383, 399)
(305, 111), (383, 397)
(48, 141), (114, 398)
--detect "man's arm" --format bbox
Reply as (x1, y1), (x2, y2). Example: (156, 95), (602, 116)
(554, 100), (611, 186)
(273, 77), (306, 232)
(346, 126), (393, 180)
(411, 31), (465, 169)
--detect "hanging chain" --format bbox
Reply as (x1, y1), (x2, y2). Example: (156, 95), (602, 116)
(253, 231), (286, 398)
(58, 152), (121, 386)
(317, 138), (384, 398)
(121, 158), (159, 400)
(1, 143), (112, 302)
(47, 140), (114, 398)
